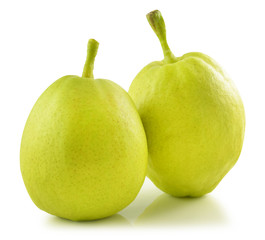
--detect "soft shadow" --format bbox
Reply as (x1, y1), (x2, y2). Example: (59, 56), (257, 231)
(46, 213), (130, 228)
(119, 184), (162, 222)
(135, 193), (228, 226)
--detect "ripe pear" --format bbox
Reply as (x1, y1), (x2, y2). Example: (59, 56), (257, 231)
(20, 39), (148, 221)
(129, 10), (245, 197)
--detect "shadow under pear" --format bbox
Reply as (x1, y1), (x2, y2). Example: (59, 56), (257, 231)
(135, 193), (228, 226)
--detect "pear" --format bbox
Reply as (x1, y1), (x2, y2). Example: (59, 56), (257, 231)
(20, 39), (148, 221)
(129, 10), (245, 197)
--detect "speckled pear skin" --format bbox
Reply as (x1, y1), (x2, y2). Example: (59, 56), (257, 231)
(128, 11), (245, 197)
(20, 40), (148, 221)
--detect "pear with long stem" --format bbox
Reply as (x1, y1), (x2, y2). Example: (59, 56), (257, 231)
(20, 39), (148, 221)
(129, 10), (245, 197)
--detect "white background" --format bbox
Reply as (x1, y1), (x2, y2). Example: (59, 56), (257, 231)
(0, 0), (264, 239)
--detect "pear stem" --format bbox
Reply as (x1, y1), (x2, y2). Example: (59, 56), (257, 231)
(146, 10), (175, 63)
(82, 39), (99, 78)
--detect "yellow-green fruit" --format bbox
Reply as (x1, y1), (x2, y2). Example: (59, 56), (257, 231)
(129, 10), (245, 197)
(20, 39), (148, 221)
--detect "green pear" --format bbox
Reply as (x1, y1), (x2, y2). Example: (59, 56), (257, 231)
(129, 10), (245, 197)
(20, 39), (148, 221)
